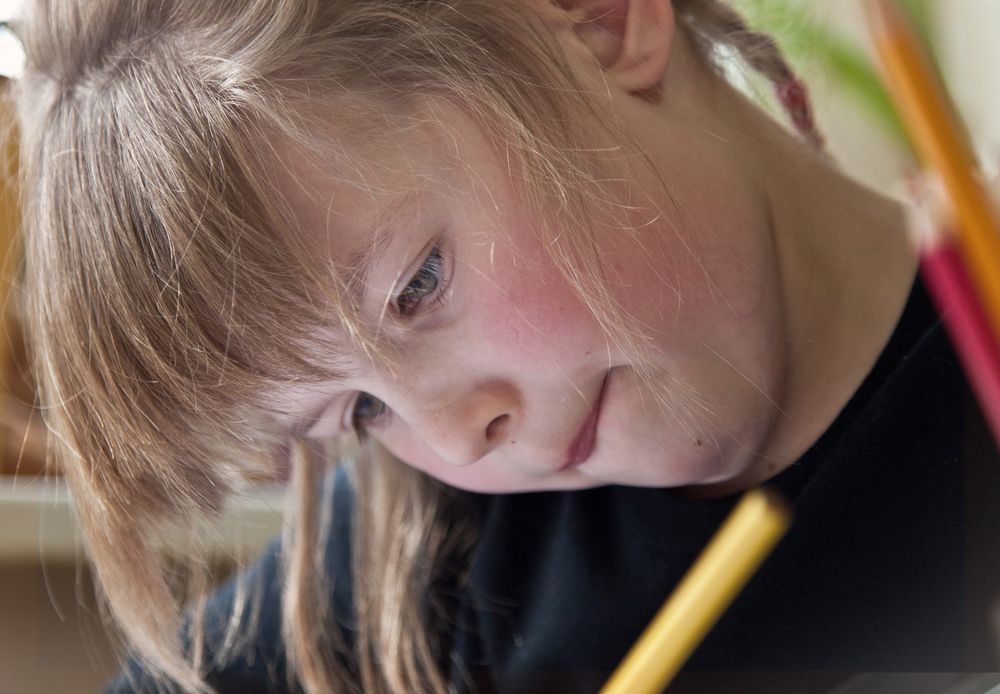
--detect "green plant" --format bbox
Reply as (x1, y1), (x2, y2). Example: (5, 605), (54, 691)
(739, 0), (935, 149)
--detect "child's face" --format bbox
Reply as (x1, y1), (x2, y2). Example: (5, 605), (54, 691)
(273, 95), (784, 494)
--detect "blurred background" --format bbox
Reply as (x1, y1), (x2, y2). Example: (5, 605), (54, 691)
(0, 1), (997, 692)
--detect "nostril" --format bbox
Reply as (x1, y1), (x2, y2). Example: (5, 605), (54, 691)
(485, 413), (510, 441)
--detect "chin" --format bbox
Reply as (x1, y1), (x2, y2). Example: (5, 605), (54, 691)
(438, 470), (604, 495)
(615, 440), (745, 489)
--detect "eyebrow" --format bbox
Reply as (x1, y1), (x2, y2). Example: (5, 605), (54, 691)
(342, 190), (421, 309)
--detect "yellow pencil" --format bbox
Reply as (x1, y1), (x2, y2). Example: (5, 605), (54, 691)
(866, 0), (1000, 343)
(599, 488), (791, 694)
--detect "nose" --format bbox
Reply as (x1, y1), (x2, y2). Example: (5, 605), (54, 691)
(415, 381), (518, 467)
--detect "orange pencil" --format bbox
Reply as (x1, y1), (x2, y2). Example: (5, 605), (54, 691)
(866, 0), (1000, 344)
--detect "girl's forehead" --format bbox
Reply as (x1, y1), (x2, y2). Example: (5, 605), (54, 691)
(276, 99), (500, 198)
(268, 101), (507, 255)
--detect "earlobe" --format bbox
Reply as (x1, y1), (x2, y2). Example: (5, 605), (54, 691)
(554, 0), (675, 94)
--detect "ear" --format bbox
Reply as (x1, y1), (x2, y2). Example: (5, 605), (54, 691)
(555, 0), (675, 94)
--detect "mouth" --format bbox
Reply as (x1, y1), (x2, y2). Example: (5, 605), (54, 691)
(560, 370), (611, 472)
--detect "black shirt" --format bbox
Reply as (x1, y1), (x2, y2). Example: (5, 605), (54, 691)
(109, 275), (1000, 693)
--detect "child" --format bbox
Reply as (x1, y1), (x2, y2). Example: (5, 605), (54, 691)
(13, 0), (1000, 692)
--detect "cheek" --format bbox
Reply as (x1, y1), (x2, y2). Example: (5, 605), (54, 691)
(470, 239), (604, 361)
(375, 423), (516, 492)
(375, 424), (446, 478)
(595, 209), (774, 352)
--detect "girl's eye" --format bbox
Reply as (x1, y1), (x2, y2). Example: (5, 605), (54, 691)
(396, 246), (444, 317)
(352, 392), (387, 429)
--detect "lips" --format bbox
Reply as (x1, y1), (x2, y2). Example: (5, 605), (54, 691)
(560, 370), (610, 471)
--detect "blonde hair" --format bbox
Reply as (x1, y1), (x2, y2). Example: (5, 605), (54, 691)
(12, 1), (822, 692)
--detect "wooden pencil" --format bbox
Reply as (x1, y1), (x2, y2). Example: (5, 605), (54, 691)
(599, 488), (791, 694)
(866, 0), (1000, 345)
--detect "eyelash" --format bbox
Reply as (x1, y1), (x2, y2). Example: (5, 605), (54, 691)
(353, 245), (449, 431)
(395, 245), (447, 317)
(351, 391), (389, 431)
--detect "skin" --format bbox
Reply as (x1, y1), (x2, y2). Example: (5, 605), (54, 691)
(271, 0), (918, 495)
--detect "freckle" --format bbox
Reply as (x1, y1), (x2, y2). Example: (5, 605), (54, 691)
(695, 439), (702, 447)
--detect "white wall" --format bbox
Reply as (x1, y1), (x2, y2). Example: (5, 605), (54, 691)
(936, 0), (1000, 173)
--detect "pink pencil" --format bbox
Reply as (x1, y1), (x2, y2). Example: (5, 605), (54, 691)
(911, 206), (1000, 444)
